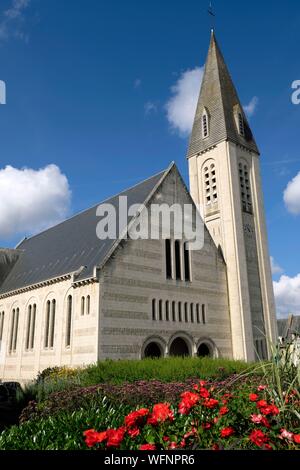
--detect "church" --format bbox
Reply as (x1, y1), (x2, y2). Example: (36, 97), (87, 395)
(0, 32), (278, 383)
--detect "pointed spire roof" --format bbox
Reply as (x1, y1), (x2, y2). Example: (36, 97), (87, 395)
(187, 31), (259, 158)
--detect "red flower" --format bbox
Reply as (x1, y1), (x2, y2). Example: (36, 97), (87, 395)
(106, 427), (126, 448)
(125, 408), (149, 428)
(220, 406), (229, 416)
(202, 422), (212, 430)
(128, 428), (140, 438)
(168, 442), (177, 449)
(260, 404), (280, 416)
(257, 400), (268, 409)
(212, 444), (220, 451)
(264, 444), (273, 451)
(83, 429), (107, 448)
(147, 403), (174, 425)
(251, 414), (263, 424)
(184, 428), (197, 439)
(293, 434), (300, 444)
(199, 387), (210, 398)
(200, 380), (207, 386)
(140, 444), (156, 450)
(203, 398), (219, 409)
(180, 439), (186, 448)
(220, 427), (235, 438)
(249, 393), (259, 402)
(178, 392), (200, 415)
(163, 436), (170, 442)
(257, 385), (267, 391)
(261, 416), (271, 428)
(249, 430), (269, 448)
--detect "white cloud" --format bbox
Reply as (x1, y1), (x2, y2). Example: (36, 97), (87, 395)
(165, 67), (204, 137)
(284, 171), (300, 215)
(270, 256), (283, 275)
(273, 274), (300, 317)
(144, 101), (158, 115)
(0, 0), (30, 41)
(243, 96), (259, 118)
(0, 164), (71, 240)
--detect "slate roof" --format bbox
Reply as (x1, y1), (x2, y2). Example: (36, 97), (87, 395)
(187, 31), (260, 159)
(0, 168), (168, 296)
(277, 316), (300, 338)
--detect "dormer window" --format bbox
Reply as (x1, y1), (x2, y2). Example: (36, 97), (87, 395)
(233, 105), (245, 137)
(238, 113), (245, 136)
(202, 108), (209, 139)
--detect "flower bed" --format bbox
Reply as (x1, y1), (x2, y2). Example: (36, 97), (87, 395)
(84, 380), (300, 450)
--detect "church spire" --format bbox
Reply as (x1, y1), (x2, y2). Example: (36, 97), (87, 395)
(187, 31), (259, 159)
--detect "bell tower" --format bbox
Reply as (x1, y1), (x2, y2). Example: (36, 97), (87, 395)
(188, 31), (277, 361)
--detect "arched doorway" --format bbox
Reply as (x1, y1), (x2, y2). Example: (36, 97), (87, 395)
(144, 342), (162, 358)
(197, 343), (211, 357)
(169, 337), (190, 357)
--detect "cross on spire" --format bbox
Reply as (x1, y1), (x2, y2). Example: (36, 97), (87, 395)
(207, 1), (216, 31)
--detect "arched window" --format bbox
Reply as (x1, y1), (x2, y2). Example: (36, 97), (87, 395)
(165, 239), (172, 279)
(204, 162), (218, 207)
(190, 303), (194, 323)
(81, 296), (85, 316)
(165, 300), (169, 321)
(202, 108), (209, 138)
(66, 295), (72, 348)
(25, 305), (32, 351)
(172, 301), (176, 322)
(178, 302), (182, 322)
(239, 162), (252, 213)
(49, 300), (56, 348)
(44, 301), (51, 348)
(175, 240), (181, 280)
(30, 304), (36, 350)
(238, 113), (245, 136)
(0, 311), (4, 348)
(196, 304), (201, 324)
(9, 307), (19, 354)
(183, 242), (191, 282)
(202, 304), (207, 324)
(184, 302), (188, 323)
(152, 299), (156, 321)
(159, 300), (163, 321)
(86, 295), (91, 315)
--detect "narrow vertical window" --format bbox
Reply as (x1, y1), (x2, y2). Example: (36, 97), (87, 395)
(238, 113), (245, 136)
(0, 312), (4, 346)
(184, 242), (191, 282)
(196, 304), (201, 324)
(9, 309), (15, 353)
(66, 295), (72, 348)
(175, 241), (181, 280)
(12, 308), (19, 352)
(86, 295), (91, 315)
(202, 108), (209, 138)
(30, 304), (36, 350)
(49, 300), (56, 348)
(202, 304), (206, 324)
(172, 301), (176, 322)
(81, 296), (85, 316)
(159, 300), (163, 321)
(190, 303), (194, 323)
(165, 239), (172, 279)
(25, 305), (32, 351)
(152, 299), (156, 321)
(165, 301), (169, 322)
(184, 302), (188, 323)
(44, 301), (51, 348)
(178, 302), (182, 322)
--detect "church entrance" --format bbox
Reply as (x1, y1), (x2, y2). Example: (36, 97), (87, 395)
(144, 342), (162, 358)
(169, 337), (190, 357)
(197, 342), (212, 358)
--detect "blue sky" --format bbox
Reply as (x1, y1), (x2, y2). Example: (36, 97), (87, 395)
(0, 0), (299, 316)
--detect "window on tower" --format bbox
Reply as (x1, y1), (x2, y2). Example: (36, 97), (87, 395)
(239, 162), (252, 213)
(202, 108), (209, 139)
(203, 161), (218, 208)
